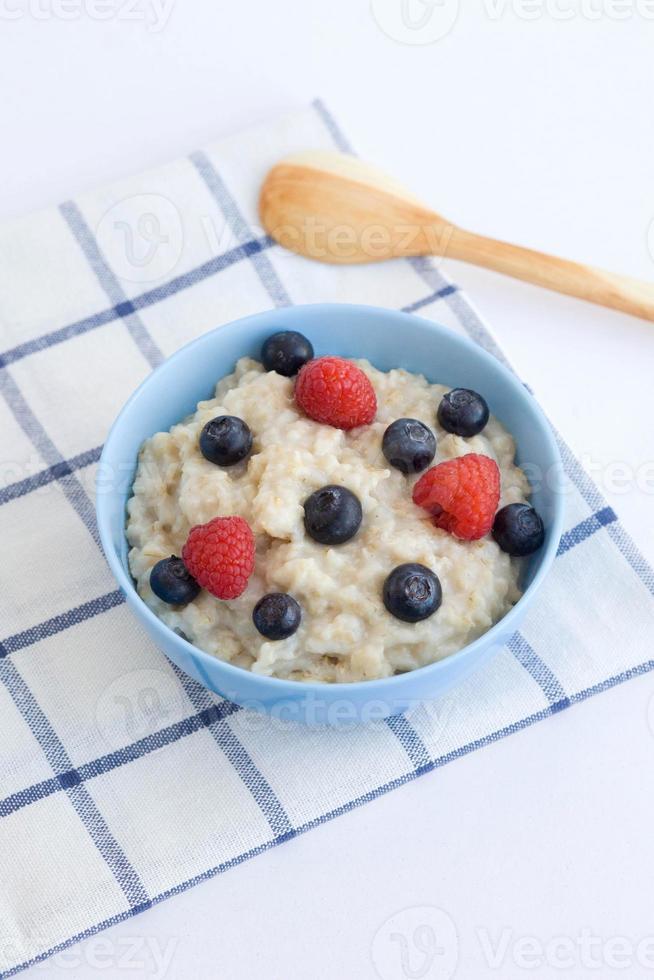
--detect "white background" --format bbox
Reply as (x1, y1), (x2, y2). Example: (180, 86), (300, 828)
(2, 1), (653, 977)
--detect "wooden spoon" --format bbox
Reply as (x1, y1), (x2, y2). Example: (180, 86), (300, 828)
(259, 150), (654, 323)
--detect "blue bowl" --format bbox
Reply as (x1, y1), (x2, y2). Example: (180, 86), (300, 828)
(97, 303), (564, 726)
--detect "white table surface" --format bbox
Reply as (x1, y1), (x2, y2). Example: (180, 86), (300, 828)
(2, 3), (653, 977)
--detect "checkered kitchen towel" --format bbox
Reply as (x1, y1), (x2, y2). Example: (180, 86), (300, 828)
(1, 99), (654, 976)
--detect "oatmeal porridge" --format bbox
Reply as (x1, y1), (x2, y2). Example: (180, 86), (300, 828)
(126, 331), (542, 683)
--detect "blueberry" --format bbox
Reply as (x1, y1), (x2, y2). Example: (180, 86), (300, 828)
(150, 556), (200, 605)
(437, 388), (489, 437)
(253, 593), (302, 640)
(383, 563), (442, 623)
(303, 485), (362, 545)
(200, 415), (252, 466)
(262, 330), (314, 377)
(492, 503), (545, 556)
(382, 418), (436, 474)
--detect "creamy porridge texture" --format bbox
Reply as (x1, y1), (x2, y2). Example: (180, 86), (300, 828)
(127, 355), (533, 683)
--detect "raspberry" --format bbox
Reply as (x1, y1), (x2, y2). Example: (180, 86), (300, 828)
(412, 454), (500, 541)
(182, 516), (255, 599)
(295, 356), (376, 429)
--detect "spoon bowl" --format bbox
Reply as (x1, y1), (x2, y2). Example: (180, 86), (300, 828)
(97, 303), (564, 726)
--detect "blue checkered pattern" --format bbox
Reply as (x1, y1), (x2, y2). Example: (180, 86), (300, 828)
(1, 101), (653, 977)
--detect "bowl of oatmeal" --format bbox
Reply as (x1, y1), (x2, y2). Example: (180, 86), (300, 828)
(97, 304), (564, 724)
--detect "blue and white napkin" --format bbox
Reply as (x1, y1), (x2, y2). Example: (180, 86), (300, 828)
(1, 100), (653, 977)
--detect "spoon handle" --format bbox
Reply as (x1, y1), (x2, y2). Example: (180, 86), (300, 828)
(446, 226), (654, 322)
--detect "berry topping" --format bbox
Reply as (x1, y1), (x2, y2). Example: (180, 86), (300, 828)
(200, 416), (252, 467)
(149, 556), (200, 606)
(262, 330), (314, 377)
(303, 485), (362, 545)
(382, 418), (436, 474)
(253, 592), (302, 640)
(412, 453), (500, 541)
(492, 503), (545, 556)
(437, 388), (489, 437)
(383, 563), (442, 623)
(182, 516), (255, 599)
(295, 356), (377, 430)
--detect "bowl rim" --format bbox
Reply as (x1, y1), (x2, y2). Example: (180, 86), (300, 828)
(97, 302), (565, 696)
